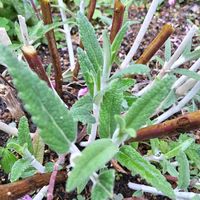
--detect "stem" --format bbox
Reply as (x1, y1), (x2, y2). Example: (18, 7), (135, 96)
(136, 25), (198, 97)
(29, 0), (41, 20)
(40, 0), (63, 96)
(47, 155), (65, 200)
(22, 45), (52, 88)
(87, 0), (97, 21)
(18, 15), (30, 46)
(58, 0), (75, 71)
(0, 171), (66, 200)
(79, 0), (85, 14)
(33, 186), (48, 200)
(0, 28), (12, 46)
(24, 148), (45, 173)
(0, 121), (18, 136)
(120, 0), (161, 69)
(126, 109), (200, 143)
(155, 81), (200, 124)
(110, 0), (125, 44)
(128, 182), (200, 199)
(136, 24), (174, 64)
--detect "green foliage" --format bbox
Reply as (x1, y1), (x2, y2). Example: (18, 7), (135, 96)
(110, 64), (150, 80)
(18, 116), (33, 153)
(91, 170), (115, 200)
(172, 68), (200, 81)
(10, 158), (31, 182)
(77, 12), (103, 72)
(99, 79), (134, 138)
(0, 147), (17, 173)
(0, 45), (77, 154)
(177, 151), (190, 190)
(116, 146), (175, 199)
(124, 75), (175, 130)
(66, 139), (118, 191)
(70, 94), (96, 124)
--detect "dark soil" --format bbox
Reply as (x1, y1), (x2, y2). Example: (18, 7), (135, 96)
(0, 1), (200, 200)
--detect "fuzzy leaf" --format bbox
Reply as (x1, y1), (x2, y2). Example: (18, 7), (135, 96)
(18, 116), (33, 153)
(116, 146), (175, 199)
(172, 68), (200, 81)
(111, 22), (130, 62)
(124, 75), (174, 130)
(177, 151), (190, 190)
(32, 134), (45, 164)
(77, 12), (103, 72)
(0, 148), (17, 173)
(66, 139), (118, 191)
(70, 95), (95, 124)
(110, 64), (150, 80)
(91, 170), (115, 200)
(165, 138), (194, 159)
(0, 45), (77, 154)
(10, 158), (31, 182)
(165, 39), (171, 62)
(186, 148), (200, 170)
(77, 47), (96, 95)
(99, 79), (134, 138)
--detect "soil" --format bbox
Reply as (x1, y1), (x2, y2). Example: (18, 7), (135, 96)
(0, 1), (200, 200)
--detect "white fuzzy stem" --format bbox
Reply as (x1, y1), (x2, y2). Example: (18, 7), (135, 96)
(58, 0), (75, 71)
(173, 58), (200, 89)
(120, 0), (161, 69)
(136, 25), (198, 97)
(24, 148), (45, 173)
(128, 182), (200, 199)
(0, 28), (12, 46)
(0, 121), (18, 136)
(33, 186), (48, 200)
(79, 0), (85, 14)
(155, 81), (200, 123)
(18, 15), (30, 46)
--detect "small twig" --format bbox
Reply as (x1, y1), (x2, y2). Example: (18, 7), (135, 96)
(0, 171), (67, 200)
(0, 121), (18, 136)
(136, 24), (174, 64)
(126, 109), (200, 143)
(21, 45), (53, 88)
(110, 0), (125, 44)
(87, 0), (97, 21)
(40, 0), (63, 96)
(29, 0), (41, 20)
(58, 0), (75, 71)
(47, 155), (65, 200)
(120, 0), (161, 69)
(0, 28), (12, 46)
(128, 182), (200, 199)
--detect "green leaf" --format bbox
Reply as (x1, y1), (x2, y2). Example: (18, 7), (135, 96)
(161, 158), (178, 177)
(161, 90), (177, 110)
(124, 75), (175, 130)
(165, 138), (194, 159)
(91, 170), (115, 200)
(77, 12), (103, 72)
(70, 94), (95, 124)
(110, 64), (150, 80)
(172, 68), (200, 81)
(18, 116), (33, 153)
(177, 151), (190, 190)
(165, 39), (171, 62)
(77, 47), (95, 95)
(10, 158), (31, 182)
(99, 79), (134, 138)
(0, 148), (17, 173)
(66, 139), (118, 191)
(116, 146), (175, 199)
(111, 22), (130, 62)
(186, 148), (200, 170)
(32, 134), (45, 164)
(0, 45), (77, 154)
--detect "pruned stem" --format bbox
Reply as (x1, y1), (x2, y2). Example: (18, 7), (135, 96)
(120, 0), (161, 69)
(126, 109), (200, 143)
(0, 121), (18, 136)
(33, 186), (48, 200)
(22, 45), (52, 88)
(87, 0), (97, 21)
(136, 24), (174, 64)
(0, 171), (67, 200)
(110, 0), (125, 44)
(0, 28), (12, 46)
(40, 0), (63, 96)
